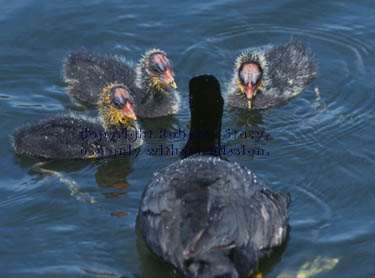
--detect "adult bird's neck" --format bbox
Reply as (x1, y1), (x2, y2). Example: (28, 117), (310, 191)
(180, 116), (222, 159)
(179, 74), (224, 159)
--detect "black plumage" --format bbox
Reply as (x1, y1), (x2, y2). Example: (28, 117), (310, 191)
(139, 75), (290, 278)
(226, 39), (316, 110)
(64, 52), (135, 105)
(12, 83), (142, 159)
(64, 49), (179, 118)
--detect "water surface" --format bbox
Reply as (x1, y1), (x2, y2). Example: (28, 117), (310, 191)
(0, 0), (374, 277)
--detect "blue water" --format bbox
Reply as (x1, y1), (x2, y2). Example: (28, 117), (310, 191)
(0, 0), (374, 277)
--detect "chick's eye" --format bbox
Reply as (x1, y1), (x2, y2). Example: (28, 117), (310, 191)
(252, 72), (261, 84)
(240, 71), (248, 85)
(111, 86), (128, 108)
(155, 62), (165, 73)
(114, 95), (125, 106)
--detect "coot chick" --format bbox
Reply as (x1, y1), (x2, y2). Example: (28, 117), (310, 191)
(64, 49), (179, 118)
(139, 75), (290, 278)
(226, 39), (316, 110)
(12, 83), (142, 159)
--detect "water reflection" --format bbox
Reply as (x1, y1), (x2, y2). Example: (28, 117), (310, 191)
(2, 0), (374, 277)
(135, 216), (291, 278)
(12, 153), (137, 203)
(227, 107), (265, 127)
(95, 157), (133, 190)
(136, 236), (178, 278)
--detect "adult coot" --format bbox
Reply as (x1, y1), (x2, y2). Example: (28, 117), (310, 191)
(139, 75), (290, 278)
(64, 49), (179, 118)
(12, 83), (142, 159)
(226, 39), (316, 110)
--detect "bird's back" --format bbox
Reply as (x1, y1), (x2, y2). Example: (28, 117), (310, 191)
(265, 39), (317, 99)
(64, 52), (137, 105)
(139, 156), (290, 278)
(12, 115), (103, 159)
(226, 39), (316, 110)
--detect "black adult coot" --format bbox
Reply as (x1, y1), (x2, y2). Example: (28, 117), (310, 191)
(12, 83), (142, 159)
(64, 49), (179, 118)
(226, 39), (316, 110)
(139, 75), (290, 278)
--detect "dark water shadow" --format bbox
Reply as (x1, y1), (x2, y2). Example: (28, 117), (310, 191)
(258, 226), (291, 276)
(95, 157), (133, 189)
(12, 152), (136, 194)
(138, 115), (180, 146)
(135, 217), (181, 278)
(227, 106), (265, 128)
(12, 153), (94, 174)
